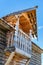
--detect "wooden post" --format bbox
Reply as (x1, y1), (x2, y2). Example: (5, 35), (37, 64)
(10, 31), (14, 46)
(5, 52), (15, 65)
(6, 31), (11, 47)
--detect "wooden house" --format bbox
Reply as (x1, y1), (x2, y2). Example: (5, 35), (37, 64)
(0, 6), (43, 65)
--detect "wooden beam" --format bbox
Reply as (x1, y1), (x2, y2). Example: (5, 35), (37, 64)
(1, 18), (16, 31)
(5, 52), (15, 65)
(21, 13), (32, 27)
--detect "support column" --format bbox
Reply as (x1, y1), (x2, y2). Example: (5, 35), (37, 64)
(5, 52), (15, 65)
(14, 15), (19, 48)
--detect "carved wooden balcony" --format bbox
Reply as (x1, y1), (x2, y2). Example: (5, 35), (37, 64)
(14, 29), (32, 58)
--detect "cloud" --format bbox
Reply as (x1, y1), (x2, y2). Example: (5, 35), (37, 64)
(38, 26), (43, 30)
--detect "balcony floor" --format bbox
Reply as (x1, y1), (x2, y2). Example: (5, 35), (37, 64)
(15, 47), (31, 59)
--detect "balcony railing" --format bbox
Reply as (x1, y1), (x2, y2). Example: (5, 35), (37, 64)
(14, 29), (32, 57)
(6, 29), (32, 58)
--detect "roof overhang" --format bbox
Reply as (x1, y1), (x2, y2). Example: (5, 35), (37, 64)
(2, 6), (38, 38)
(0, 19), (15, 31)
(32, 42), (43, 53)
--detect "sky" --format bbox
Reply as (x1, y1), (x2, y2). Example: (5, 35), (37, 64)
(0, 0), (43, 65)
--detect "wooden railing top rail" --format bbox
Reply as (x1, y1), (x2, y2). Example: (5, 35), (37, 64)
(19, 29), (31, 40)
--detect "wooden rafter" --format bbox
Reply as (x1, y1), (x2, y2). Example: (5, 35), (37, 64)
(2, 9), (38, 38)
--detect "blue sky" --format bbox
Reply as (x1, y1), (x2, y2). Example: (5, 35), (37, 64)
(0, 0), (43, 64)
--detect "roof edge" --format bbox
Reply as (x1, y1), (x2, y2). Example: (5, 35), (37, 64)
(2, 6), (38, 18)
(32, 42), (43, 53)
